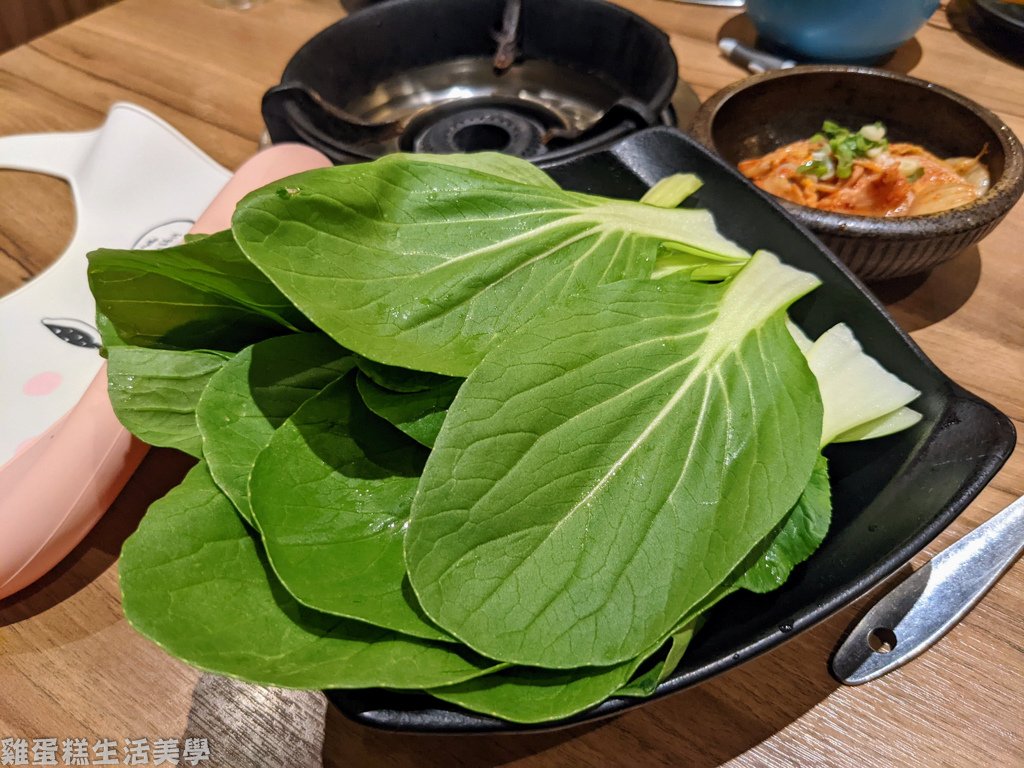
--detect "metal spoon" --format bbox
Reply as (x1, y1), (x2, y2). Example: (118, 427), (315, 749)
(832, 494), (1024, 684)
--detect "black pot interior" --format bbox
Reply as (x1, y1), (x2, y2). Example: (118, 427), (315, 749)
(263, 0), (677, 165)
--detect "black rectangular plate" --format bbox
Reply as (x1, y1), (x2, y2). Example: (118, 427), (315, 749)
(326, 126), (1016, 733)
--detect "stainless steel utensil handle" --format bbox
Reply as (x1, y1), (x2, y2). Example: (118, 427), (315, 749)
(831, 494), (1024, 684)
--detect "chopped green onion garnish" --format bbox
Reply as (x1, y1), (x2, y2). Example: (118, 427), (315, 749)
(822, 120), (844, 138)
(805, 120), (890, 182)
(897, 157), (922, 180)
(858, 122), (887, 143)
(798, 159), (832, 178)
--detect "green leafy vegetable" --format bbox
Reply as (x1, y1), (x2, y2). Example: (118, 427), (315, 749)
(406, 152), (561, 189)
(652, 239), (751, 281)
(787, 319), (814, 352)
(406, 251), (823, 668)
(428, 454), (831, 717)
(93, 152), (925, 725)
(196, 333), (353, 525)
(805, 324), (920, 445)
(120, 463), (499, 689)
(618, 456), (831, 695)
(106, 347), (230, 457)
(616, 619), (700, 698)
(428, 655), (646, 724)
(355, 373), (459, 447)
(354, 356), (453, 393)
(88, 230), (310, 352)
(732, 454), (831, 593)
(640, 173), (703, 208)
(250, 373), (447, 640)
(96, 309), (127, 352)
(231, 153), (748, 376)
(833, 406), (922, 442)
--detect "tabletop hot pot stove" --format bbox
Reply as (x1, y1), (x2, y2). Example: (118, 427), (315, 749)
(261, 0), (700, 166)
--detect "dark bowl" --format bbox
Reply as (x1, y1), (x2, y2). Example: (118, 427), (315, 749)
(745, 0), (939, 62)
(689, 66), (1024, 281)
(326, 126), (1015, 733)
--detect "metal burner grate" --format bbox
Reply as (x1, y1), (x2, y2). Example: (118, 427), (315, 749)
(263, 0), (689, 167)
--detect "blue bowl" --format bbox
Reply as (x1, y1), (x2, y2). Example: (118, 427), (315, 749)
(745, 0), (940, 62)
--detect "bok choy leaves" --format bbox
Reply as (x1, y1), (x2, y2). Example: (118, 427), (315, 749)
(89, 152), (921, 724)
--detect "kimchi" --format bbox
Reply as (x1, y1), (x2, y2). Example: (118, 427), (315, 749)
(738, 120), (989, 217)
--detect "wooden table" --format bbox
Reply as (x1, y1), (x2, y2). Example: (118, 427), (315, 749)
(1, 1), (1021, 765)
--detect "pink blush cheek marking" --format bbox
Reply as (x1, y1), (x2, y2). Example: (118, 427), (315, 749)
(23, 371), (63, 396)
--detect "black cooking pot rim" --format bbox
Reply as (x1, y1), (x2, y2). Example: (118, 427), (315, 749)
(264, 0), (678, 164)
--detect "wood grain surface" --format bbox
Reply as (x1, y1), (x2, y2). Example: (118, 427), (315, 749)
(0, 1), (1022, 766)
(0, 0), (119, 54)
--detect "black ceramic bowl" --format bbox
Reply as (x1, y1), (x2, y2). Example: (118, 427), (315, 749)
(326, 126), (1015, 733)
(689, 66), (1024, 281)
